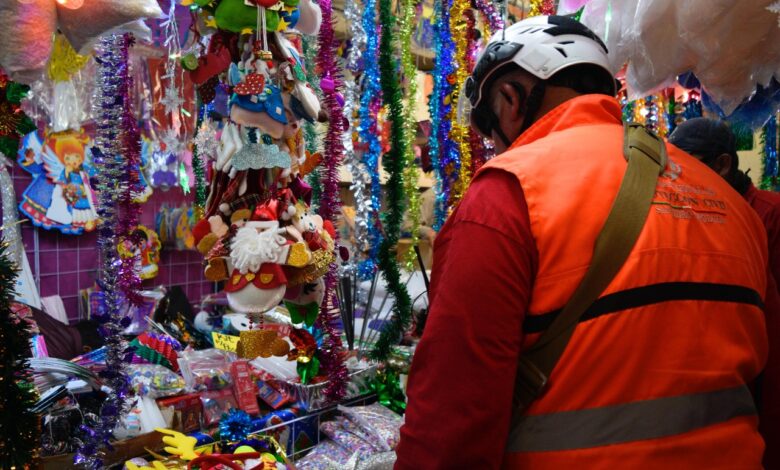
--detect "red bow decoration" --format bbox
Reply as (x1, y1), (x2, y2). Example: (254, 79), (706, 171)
(233, 73), (265, 96)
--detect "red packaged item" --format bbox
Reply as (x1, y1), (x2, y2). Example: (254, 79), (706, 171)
(201, 389), (238, 427)
(257, 380), (291, 409)
(231, 361), (260, 415)
(156, 393), (203, 433)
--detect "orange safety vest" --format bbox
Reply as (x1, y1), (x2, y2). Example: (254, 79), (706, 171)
(479, 95), (769, 469)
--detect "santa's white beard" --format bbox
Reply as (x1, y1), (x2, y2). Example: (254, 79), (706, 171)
(230, 226), (286, 274)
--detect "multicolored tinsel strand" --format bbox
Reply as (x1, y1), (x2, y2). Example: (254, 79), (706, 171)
(342, 0), (370, 275)
(430, 0), (456, 231)
(357, 0), (384, 279)
(473, 0), (504, 31)
(75, 34), (139, 469)
(191, 106), (209, 218)
(466, 9), (493, 173)
(314, 0), (349, 402)
(302, 37), (322, 211)
(0, 243), (39, 469)
(449, 2), (474, 205)
(528, 0), (556, 16)
(372, 0), (413, 362)
(761, 115), (778, 191)
(400, 0), (422, 271)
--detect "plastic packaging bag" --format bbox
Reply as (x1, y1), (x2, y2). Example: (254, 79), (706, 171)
(128, 364), (186, 398)
(178, 348), (234, 391)
(577, 0), (780, 114)
(338, 404), (403, 452)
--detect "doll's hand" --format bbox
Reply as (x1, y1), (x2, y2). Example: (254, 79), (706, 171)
(154, 428), (199, 461)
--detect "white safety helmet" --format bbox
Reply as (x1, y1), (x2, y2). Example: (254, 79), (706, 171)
(464, 15), (615, 138)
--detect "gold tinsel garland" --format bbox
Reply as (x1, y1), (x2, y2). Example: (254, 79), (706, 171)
(400, 0), (422, 270)
(447, 0), (473, 206)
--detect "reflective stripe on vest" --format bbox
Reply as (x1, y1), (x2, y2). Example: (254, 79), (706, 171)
(506, 384), (756, 452)
(523, 282), (765, 334)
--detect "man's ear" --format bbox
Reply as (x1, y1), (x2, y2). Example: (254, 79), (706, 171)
(494, 81), (526, 130)
(713, 153), (733, 178)
(497, 82), (524, 116)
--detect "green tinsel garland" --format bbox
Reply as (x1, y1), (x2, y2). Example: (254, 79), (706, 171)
(192, 108), (208, 215)
(302, 36), (323, 210)
(0, 243), (39, 467)
(371, 0), (413, 362)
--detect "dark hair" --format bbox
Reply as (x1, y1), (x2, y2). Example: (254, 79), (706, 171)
(668, 117), (739, 173)
(547, 63), (618, 96)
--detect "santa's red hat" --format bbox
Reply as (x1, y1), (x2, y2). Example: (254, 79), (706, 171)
(251, 200), (279, 223)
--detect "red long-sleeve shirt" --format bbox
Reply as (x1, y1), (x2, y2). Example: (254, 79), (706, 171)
(396, 171), (780, 469)
(396, 170), (536, 469)
(744, 183), (780, 470)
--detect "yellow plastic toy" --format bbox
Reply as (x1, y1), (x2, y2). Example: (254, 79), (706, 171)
(156, 428), (200, 461)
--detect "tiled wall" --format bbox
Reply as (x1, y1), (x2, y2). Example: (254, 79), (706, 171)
(12, 162), (215, 323)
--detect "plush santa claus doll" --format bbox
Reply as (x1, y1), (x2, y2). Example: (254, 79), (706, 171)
(224, 200), (310, 314)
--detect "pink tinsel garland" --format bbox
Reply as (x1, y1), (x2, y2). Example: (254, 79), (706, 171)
(314, 0), (349, 402)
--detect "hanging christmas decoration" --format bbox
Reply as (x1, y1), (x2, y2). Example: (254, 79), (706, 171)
(448, 1), (473, 205)
(357, 0), (384, 278)
(342, 0), (371, 274)
(528, 0), (556, 17)
(315, 0), (350, 402)
(399, 0), (421, 270)
(473, 0), (504, 31)
(0, 74), (36, 160)
(302, 36), (322, 211)
(430, 0), (456, 231)
(761, 115), (778, 191)
(74, 33), (141, 469)
(0, 244), (39, 469)
(371, 0), (413, 362)
(191, 107), (211, 216)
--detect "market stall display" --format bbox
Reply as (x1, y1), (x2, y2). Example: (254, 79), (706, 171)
(0, 0), (779, 468)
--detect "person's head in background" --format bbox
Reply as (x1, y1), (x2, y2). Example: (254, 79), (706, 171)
(465, 15), (618, 154)
(669, 117), (750, 193)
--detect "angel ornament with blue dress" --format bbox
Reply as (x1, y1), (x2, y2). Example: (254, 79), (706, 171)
(18, 129), (99, 234)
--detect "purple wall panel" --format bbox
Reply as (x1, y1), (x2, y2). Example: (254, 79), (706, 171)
(11, 161), (214, 323)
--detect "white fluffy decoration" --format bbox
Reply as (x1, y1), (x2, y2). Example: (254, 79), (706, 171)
(570, 0), (780, 114)
(295, 0), (322, 36)
(0, 0), (56, 83)
(230, 226), (287, 274)
(0, 0), (162, 84)
(57, 0), (162, 53)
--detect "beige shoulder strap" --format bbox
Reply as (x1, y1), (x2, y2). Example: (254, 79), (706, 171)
(512, 123), (668, 418)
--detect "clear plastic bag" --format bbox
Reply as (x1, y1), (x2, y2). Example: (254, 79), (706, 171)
(178, 348), (234, 391)
(337, 404), (403, 452)
(578, 0), (780, 114)
(128, 363), (186, 398)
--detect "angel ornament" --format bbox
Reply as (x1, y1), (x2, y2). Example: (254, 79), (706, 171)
(18, 129), (98, 234)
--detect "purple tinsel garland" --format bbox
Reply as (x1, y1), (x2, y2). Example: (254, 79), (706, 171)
(74, 33), (141, 469)
(315, 0), (349, 402)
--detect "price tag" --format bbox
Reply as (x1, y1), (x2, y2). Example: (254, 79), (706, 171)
(212, 332), (240, 352)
